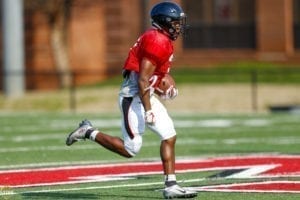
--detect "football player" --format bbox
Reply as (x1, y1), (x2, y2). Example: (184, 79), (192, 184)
(66, 2), (197, 199)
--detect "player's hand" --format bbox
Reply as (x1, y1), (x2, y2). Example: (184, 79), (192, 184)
(145, 110), (155, 125)
(168, 86), (178, 99)
(162, 86), (178, 100)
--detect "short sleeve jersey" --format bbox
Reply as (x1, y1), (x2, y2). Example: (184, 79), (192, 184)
(123, 28), (174, 76)
(120, 28), (174, 97)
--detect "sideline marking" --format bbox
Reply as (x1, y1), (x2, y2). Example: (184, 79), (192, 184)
(194, 181), (300, 193)
(0, 179), (204, 196)
(0, 155), (299, 187)
(2, 180), (300, 196)
(0, 155), (300, 196)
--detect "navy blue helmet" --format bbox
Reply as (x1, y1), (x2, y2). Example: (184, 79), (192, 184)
(150, 1), (187, 40)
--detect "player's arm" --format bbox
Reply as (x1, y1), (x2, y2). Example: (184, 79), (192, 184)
(138, 58), (156, 124)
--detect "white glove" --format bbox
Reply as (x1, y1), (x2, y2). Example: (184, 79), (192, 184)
(162, 86), (178, 100)
(145, 110), (155, 125)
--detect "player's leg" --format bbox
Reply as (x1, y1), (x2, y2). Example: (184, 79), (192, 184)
(66, 119), (132, 157)
(147, 96), (177, 181)
(88, 96), (144, 158)
(148, 96), (197, 198)
(160, 135), (176, 183)
(91, 131), (132, 158)
(66, 96), (144, 158)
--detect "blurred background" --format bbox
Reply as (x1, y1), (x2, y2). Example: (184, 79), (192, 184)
(0, 0), (300, 114)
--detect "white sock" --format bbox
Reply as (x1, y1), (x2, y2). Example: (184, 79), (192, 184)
(165, 174), (177, 187)
(165, 174), (176, 182)
(89, 130), (98, 141)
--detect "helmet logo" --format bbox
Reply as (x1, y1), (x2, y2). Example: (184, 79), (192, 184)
(170, 8), (176, 13)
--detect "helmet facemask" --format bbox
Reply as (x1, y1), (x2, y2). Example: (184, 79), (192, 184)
(169, 13), (187, 40)
(152, 13), (187, 40)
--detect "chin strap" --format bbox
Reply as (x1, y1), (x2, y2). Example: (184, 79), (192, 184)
(151, 23), (175, 40)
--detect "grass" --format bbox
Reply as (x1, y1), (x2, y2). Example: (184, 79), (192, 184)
(0, 61), (300, 199)
(75, 61), (300, 87)
(172, 61), (300, 84)
(0, 112), (299, 199)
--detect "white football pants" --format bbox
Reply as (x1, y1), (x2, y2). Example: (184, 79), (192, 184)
(119, 95), (176, 156)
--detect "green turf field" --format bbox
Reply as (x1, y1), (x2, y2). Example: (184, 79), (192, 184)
(0, 112), (300, 199)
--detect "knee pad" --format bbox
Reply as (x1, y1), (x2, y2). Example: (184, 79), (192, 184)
(124, 135), (142, 157)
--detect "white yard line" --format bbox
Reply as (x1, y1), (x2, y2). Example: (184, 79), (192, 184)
(0, 136), (299, 154)
(0, 178), (205, 196)
(2, 179), (300, 196)
(12, 134), (63, 142)
(0, 144), (97, 153)
(1, 118), (272, 133)
(0, 118), (273, 142)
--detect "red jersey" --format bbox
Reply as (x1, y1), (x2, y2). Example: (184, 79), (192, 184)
(123, 28), (174, 76)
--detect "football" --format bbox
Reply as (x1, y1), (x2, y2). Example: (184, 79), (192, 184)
(155, 74), (176, 95)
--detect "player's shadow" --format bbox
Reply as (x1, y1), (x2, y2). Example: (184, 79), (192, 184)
(21, 191), (160, 199)
(21, 192), (99, 199)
